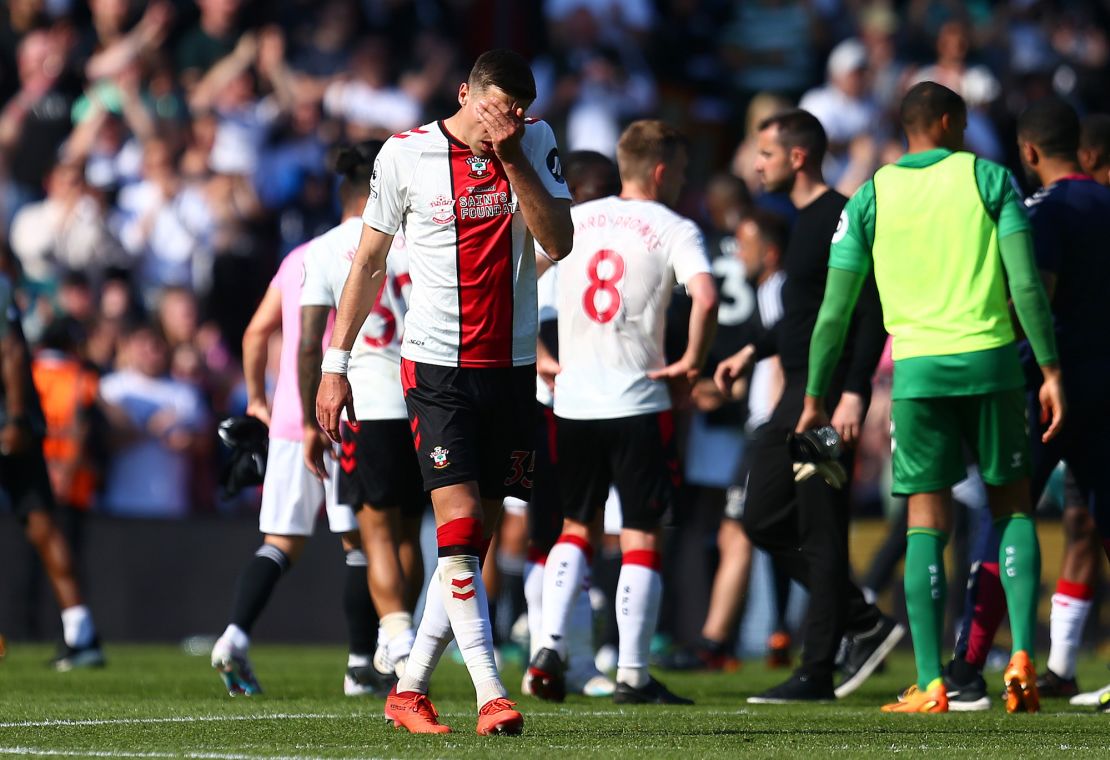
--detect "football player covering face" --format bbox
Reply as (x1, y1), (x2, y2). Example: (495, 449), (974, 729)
(316, 49), (573, 736)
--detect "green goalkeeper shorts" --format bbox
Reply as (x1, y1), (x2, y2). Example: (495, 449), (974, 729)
(890, 388), (1030, 496)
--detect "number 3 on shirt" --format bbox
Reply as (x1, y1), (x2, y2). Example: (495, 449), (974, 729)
(583, 249), (626, 324)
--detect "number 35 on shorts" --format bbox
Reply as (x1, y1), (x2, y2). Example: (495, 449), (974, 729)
(505, 450), (534, 489)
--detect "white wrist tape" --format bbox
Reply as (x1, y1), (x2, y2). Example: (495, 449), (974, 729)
(321, 348), (351, 376)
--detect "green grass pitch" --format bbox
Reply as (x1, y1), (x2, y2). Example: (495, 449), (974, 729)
(0, 644), (1107, 758)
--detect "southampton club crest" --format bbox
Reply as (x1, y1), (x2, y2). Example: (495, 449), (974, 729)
(430, 446), (450, 469)
(466, 155), (491, 180)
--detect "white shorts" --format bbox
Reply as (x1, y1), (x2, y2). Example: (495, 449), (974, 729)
(259, 439), (358, 536)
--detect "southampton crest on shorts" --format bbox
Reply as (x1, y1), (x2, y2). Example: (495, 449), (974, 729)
(430, 446), (450, 469)
(466, 155), (491, 180)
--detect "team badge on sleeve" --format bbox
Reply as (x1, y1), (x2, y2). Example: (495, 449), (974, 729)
(832, 210), (849, 244)
(369, 159), (381, 199)
(430, 446), (450, 469)
(547, 148), (565, 184)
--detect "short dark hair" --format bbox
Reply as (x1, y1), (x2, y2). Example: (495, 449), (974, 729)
(468, 49), (536, 103)
(758, 109), (828, 166)
(900, 81), (966, 133)
(1018, 97), (1080, 160)
(747, 209), (790, 254)
(563, 150), (620, 203)
(616, 120), (687, 183)
(334, 141), (383, 205)
(1080, 114), (1110, 158)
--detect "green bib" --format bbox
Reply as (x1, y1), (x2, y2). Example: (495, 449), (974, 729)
(872, 151), (1015, 361)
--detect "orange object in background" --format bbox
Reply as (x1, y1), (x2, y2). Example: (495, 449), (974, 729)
(31, 354), (100, 510)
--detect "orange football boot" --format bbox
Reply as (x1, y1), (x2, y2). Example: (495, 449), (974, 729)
(1004, 651), (1040, 714)
(476, 697), (524, 736)
(384, 686), (452, 734)
(881, 678), (948, 713)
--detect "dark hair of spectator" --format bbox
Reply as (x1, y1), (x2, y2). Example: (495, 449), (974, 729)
(563, 150), (621, 202)
(39, 317), (86, 354)
(900, 81), (966, 133)
(616, 120), (686, 184)
(1018, 97), (1080, 160)
(468, 49), (537, 103)
(747, 209), (790, 254)
(758, 109), (828, 166)
(335, 141), (383, 206)
(1080, 114), (1110, 158)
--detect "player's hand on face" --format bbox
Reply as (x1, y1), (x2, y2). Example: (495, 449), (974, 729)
(712, 344), (756, 399)
(795, 395), (830, 434)
(316, 373), (355, 445)
(245, 399), (271, 428)
(1038, 367), (1066, 443)
(475, 98), (525, 162)
(830, 391), (865, 446)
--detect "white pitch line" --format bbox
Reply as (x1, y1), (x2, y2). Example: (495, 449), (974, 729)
(0, 747), (378, 760)
(0, 714), (353, 729)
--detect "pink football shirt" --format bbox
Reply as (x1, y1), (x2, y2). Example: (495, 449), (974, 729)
(268, 243), (333, 441)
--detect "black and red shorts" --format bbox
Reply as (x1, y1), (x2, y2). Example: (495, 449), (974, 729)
(555, 411), (680, 532)
(0, 443), (56, 520)
(401, 359), (536, 501)
(338, 419), (427, 517)
(527, 403), (563, 554)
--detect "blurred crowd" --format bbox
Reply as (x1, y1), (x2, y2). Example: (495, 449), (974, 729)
(1, 0), (1107, 519)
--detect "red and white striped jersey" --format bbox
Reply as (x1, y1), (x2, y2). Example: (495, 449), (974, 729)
(362, 119), (571, 368)
(553, 196), (711, 420)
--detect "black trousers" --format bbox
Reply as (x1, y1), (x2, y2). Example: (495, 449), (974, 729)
(740, 375), (881, 680)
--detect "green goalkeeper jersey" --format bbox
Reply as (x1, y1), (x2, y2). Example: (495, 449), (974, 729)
(823, 148), (1054, 399)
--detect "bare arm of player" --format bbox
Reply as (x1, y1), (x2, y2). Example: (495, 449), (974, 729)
(476, 100), (573, 260)
(241, 286), (281, 427)
(649, 271), (719, 398)
(315, 224), (394, 443)
(299, 303), (332, 479)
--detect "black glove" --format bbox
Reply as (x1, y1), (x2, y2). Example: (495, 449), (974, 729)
(217, 415), (269, 497)
(787, 425), (847, 489)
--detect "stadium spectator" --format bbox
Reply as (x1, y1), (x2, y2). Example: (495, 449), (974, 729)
(0, 29), (78, 230)
(720, 0), (816, 103)
(98, 323), (206, 518)
(9, 157), (126, 289)
(323, 37), (422, 140)
(799, 38), (881, 188)
(175, 0), (243, 89)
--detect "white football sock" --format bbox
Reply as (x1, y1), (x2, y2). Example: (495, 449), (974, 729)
(374, 611), (415, 677)
(524, 560), (545, 659)
(437, 554), (507, 707)
(567, 575), (597, 675)
(616, 559), (661, 689)
(1047, 589), (1092, 679)
(539, 539), (591, 659)
(220, 624), (249, 652)
(347, 653), (371, 668)
(397, 571), (453, 694)
(61, 605), (95, 649)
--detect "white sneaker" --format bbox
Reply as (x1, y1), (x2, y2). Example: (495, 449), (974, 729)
(1070, 681), (1110, 707)
(570, 671), (615, 697)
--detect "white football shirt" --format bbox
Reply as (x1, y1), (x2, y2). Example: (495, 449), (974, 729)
(301, 217), (411, 421)
(553, 196), (711, 420)
(362, 119), (572, 368)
